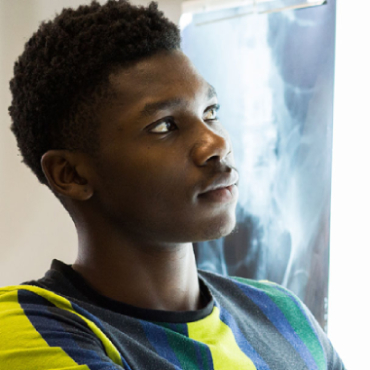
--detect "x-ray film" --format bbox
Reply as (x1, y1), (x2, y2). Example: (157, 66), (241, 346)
(182, 0), (336, 330)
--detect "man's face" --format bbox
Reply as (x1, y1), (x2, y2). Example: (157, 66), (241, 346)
(90, 50), (239, 246)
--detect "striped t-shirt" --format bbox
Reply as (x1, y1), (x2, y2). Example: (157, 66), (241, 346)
(0, 259), (344, 370)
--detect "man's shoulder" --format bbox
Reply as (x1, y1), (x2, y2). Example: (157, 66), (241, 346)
(0, 284), (70, 308)
(0, 285), (124, 368)
(198, 269), (293, 301)
(198, 269), (314, 328)
(197, 270), (341, 368)
(0, 284), (77, 330)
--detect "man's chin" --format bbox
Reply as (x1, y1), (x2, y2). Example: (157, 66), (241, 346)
(195, 214), (237, 242)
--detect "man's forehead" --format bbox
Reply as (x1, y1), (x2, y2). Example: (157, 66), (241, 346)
(139, 84), (217, 118)
(108, 51), (206, 93)
(106, 52), (217, 113)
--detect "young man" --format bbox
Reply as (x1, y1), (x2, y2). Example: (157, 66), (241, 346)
(0, 1), (344, 369)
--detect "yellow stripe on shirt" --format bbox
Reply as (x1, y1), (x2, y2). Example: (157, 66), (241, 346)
(187, 306), (257, 370)
(0, 285), (123, 369)
(0, 287), (83, 370)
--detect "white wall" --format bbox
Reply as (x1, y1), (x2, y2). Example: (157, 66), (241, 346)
(1, 0), (368, 367)
(328, 0), (370, 368)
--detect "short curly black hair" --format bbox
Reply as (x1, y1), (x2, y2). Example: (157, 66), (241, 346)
(9, 0), (181, 186)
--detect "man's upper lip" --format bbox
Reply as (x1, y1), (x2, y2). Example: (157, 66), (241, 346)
(198, 172), (239, 195)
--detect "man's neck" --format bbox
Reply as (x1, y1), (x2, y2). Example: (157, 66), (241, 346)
(72, 229), (201, 312)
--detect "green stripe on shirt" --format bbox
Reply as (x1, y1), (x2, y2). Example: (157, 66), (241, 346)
(232, 277), (326, 370)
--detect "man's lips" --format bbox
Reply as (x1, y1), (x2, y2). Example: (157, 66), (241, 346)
(198, 171), (239, 196)
(198, 184), (238, 203)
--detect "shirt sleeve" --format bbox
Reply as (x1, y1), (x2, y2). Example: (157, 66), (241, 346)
(270, 282), (346, 370)
(301, 301), (346, 370)
(231, 276), (346, 370)
(0, 286), (125, 370)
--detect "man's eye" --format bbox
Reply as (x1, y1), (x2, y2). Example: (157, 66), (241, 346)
(204, 106), (220, 121)
(150, 118), (177, 134)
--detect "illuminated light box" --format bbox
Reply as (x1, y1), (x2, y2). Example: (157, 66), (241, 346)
(182, 0), (335, 330)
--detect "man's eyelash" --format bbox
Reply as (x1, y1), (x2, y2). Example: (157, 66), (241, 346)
(205, 104), (220, 119)
(208, 104), (220, 112)
(149, 104), (221, 134)
(149, 118), (177, 134)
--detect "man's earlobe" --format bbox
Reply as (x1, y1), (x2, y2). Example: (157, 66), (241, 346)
(41, 150), (93, 201)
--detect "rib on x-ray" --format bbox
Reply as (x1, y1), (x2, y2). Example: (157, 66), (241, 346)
(181, 0), (336, 330)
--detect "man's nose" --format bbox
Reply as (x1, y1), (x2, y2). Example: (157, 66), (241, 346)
(190, 122), (232, 167)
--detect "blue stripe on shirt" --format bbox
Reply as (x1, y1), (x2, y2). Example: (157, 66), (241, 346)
(18, 290), (122, 370)
(232, 281), (318, 370)
(214, 299), (271, 370)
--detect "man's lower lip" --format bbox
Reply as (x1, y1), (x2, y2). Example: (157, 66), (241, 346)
(198, 185), (238, 202)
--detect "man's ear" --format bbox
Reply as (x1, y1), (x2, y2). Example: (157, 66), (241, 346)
(41, 150), (94, 201)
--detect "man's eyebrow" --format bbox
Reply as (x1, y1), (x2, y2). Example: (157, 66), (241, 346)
(140, 98), (184, 117)
(139, 85), (218, 118)
(207, 84), (218, 99)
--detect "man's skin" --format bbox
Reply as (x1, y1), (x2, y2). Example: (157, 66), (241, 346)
(41, 50), (239, 313)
